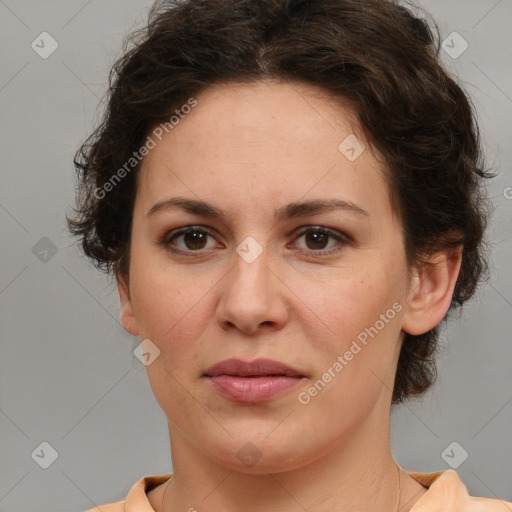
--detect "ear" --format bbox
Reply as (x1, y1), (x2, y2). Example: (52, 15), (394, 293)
(117, 273), (139, 336)
(401, 245), (463, 336)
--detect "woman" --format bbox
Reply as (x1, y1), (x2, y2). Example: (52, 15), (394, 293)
(68, 0), (511, 510)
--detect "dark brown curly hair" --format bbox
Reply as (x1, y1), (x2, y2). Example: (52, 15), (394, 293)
(67, 0), (494, 404)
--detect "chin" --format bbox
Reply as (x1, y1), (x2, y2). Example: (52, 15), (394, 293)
(201, 429), (317, 475)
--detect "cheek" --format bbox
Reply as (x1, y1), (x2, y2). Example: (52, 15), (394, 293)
(130, 253), (207, 337)
(301, 264), (403, 349)
(129, 260), (214, 416)
(298, 255), (406, 403)
(298, 287), (404, 433)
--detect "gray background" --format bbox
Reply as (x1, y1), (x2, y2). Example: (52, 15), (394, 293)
(0, 1), (511, 511)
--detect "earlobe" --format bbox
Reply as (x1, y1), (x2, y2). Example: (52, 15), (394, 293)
(401, 245), (463, 336)
(117, 275), (139, 336)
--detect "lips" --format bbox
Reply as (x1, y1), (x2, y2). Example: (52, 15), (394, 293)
(204, 358), (304, 378)
(204, 358), (305, 403)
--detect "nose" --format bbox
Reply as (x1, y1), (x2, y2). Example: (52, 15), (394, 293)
(216, 247), (289, 335)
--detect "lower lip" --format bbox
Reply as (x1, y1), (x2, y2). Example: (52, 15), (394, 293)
(207, 375), (303, 403)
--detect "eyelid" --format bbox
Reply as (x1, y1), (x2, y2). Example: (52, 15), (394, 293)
(289, 225), (351, 255)
(161, 224), (351, 256)
(161, 226), (221, 249)
(293, 225), (351, 242)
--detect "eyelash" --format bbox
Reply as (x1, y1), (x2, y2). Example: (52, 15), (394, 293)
(160, 225), (350, 257)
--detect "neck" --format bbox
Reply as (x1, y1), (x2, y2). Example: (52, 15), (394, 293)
(153, 396), (423, 512)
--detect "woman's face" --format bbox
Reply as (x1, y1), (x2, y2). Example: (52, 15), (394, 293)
(120, 80), (416, 472)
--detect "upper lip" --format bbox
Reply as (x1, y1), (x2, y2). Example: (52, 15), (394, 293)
(204, 358), (304, 378)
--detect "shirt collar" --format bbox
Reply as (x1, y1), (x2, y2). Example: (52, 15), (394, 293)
(124, 469), (467, 512)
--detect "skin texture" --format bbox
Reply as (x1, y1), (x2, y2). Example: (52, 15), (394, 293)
(118, 80), (462, 512)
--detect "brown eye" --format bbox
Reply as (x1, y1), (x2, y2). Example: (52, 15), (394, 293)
(162, 227), (218, 253)
(292, 227), (349, 255)
(304, 230), (330, 250)
(181, 231), (208, 250)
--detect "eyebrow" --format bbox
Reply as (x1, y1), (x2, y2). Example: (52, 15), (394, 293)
(146, 197), (369, 222)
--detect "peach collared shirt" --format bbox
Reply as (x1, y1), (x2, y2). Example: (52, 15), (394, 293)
(85, 469), (512, 511)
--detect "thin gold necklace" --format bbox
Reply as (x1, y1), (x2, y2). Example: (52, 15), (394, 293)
(160, 473), (172, 512)
(395, 462), (402, 511)
(161, 463), (402, 511)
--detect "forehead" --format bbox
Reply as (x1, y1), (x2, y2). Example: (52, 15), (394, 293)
(136, 80), (393, 224)
(155, 80), (363, 159)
